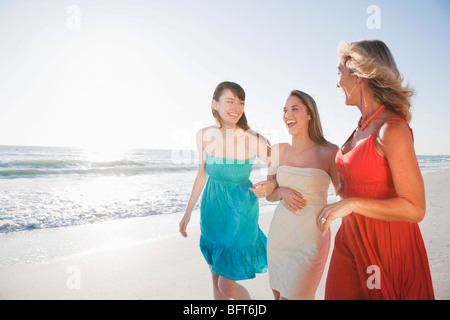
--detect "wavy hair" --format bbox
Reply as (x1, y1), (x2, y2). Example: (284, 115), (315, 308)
(338, 39), (414, 122)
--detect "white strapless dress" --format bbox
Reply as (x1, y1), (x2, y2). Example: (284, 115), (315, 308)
(267, 166), (331, 300)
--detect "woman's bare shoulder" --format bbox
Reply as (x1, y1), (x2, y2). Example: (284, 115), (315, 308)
(319, 141), (339, 155)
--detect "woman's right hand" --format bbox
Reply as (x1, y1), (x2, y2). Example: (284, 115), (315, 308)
(179, 213), (191, 238)
(279, 187), (307, 212)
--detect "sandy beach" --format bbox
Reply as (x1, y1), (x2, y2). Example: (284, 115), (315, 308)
(0, 168), (449, 300)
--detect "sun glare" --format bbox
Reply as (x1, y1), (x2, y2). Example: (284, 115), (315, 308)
(81, 145), (128, 163)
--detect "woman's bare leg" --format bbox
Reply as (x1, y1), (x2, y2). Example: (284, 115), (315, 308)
(210, 271), (230, 300)
(272, 289), (281, 300)
(218, 276), (251, 300)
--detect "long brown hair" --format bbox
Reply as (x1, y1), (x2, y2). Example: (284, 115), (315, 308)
(211, 81), (271, 151)
(289, 90), (328, 145)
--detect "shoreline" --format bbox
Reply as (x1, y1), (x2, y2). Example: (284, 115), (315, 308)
(0, 169), (449, 299)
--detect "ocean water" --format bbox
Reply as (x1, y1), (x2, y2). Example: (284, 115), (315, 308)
(0, 145), (271, 235)
(0, 145), (449, 235)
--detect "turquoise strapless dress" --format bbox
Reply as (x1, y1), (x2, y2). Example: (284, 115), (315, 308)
(200, 154), (268, 281)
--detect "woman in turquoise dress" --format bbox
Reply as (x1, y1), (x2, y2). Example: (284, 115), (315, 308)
(179, 81), (276, 299)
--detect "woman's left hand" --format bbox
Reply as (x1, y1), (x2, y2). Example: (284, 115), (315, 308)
(316, 198), (354, 234)
(250, 180), (278, 198)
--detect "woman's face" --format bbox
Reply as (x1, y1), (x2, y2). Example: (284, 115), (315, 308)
(337, 59), (359, 105)
(213, 89), (244, 128)
(283, 95), (310, 136)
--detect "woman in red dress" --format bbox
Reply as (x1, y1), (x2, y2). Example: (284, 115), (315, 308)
(317, 40), (435, 299)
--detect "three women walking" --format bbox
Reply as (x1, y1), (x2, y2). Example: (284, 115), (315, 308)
(179, 39), (434, 300)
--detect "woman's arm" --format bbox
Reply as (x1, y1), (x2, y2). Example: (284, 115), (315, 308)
(266, 186), (307, 211)
(326, 144), (340, 197)
(256, 134), (271, 165)
(262, 143), (306, 211)
(179, 129), (209, 238)
(250, 140), (278, 198)
(317, 120), (425, 234)
(179, 163), (207, 237)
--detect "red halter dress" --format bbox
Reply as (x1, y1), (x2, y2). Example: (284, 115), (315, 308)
(325, 118), (435, 300)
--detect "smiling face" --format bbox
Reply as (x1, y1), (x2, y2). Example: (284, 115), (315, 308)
(283, 95), (311, 136)
(212, 89), (245, 128)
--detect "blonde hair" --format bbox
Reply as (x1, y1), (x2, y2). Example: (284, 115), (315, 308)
(289, 90), (327, 145)
(338, 40), (414, 122)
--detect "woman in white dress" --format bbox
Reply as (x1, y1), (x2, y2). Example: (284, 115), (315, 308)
(265, 90), (340, 300)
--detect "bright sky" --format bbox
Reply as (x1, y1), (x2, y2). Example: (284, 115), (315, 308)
(0, 0), (449, 154)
